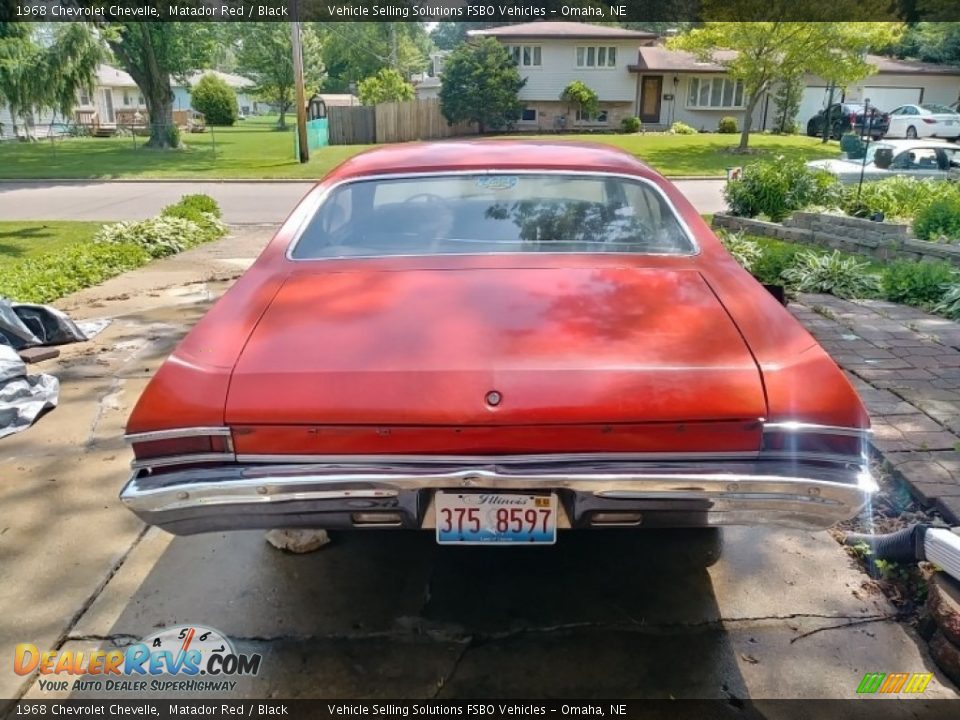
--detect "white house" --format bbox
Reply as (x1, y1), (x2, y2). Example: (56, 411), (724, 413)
(469, 22), (658, 130)
(631, 47), (960, 132)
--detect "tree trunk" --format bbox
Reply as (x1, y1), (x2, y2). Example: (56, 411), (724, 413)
(738, 93), (763, 150)
(143, 81), (177, 149)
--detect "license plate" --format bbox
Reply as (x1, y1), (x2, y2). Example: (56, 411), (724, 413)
(435, 492), (557, 545)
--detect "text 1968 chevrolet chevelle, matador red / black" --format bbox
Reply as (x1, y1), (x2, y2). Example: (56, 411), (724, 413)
(121, 141), (874, 545)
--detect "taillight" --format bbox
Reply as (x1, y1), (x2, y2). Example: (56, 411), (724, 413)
(923, 118), (937, 125)
(850, 113), (857, 125)
(127, 427), (234, 469)
(761, 422), (869, 464)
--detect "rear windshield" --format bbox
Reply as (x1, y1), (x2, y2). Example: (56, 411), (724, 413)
(290, 173), (695, 259)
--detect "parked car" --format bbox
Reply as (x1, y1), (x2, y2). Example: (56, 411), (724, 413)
(121, 141), (873, 543)
(806, 139), (960, 183)
(806, 103), (890, 140)
(885, 104), (960, 141)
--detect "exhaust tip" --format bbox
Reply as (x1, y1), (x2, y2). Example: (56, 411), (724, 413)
(591, 512), (643, 527)
(351, 512), (403, 527)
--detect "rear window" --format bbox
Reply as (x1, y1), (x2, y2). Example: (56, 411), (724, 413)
(290, 173), (695, 259)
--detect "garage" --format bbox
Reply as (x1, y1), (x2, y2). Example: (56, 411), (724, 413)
(862, 87), (923, 111)
(798, 86), (831, 126)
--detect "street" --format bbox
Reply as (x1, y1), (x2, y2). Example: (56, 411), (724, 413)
(0, 179), (728, 223)
(1, 226), (956, 704)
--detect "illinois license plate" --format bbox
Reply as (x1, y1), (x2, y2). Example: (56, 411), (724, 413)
(435, 492), (557, 545)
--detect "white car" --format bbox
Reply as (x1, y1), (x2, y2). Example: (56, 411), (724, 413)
(806, 139), (960, 183)
(885, 104), (960, 140)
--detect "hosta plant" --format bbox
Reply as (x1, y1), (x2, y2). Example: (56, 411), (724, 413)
(716, 229), (762, 272)
(780, 250), (881, 299)
(934, 284), (960, 320)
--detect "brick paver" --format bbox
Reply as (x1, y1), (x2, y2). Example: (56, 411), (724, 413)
(792, 293), (960, 523)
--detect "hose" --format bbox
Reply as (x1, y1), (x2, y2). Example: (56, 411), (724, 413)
(843, 524), (929, 564)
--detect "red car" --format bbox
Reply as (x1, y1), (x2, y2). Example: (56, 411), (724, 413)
(121, 141), (874, 544)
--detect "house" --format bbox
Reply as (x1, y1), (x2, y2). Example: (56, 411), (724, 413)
(173, 70), (259, 117)
(631, 47), (960, 131)
(468, 22), (658, 130)
(412, 52), (448, 100)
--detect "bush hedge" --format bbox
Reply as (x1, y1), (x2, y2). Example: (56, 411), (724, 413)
(724, 158), (841, 222)
(621, 116), (641, 133)
(190, 74), (238, 126)
(882, 260), (957, 307)
(0, 195), (225, 304)
(671, 121), (697, 135)
(718, 116), (738, 134)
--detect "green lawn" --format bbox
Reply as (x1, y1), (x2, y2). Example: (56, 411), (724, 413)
(0, 117), (839, 180)
(0, 221), (101, 268)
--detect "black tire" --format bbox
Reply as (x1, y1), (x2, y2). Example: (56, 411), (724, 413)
(907, 125), (918, 139)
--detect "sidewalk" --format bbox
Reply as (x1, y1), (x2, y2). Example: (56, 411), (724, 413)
(791, 294), (960, 523)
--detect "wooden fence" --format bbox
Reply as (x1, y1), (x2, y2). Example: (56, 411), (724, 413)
(327, 99), (478, 145)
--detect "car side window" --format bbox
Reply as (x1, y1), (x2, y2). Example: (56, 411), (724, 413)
(889, 107), (903, 116)
(890, 148), (939, 170)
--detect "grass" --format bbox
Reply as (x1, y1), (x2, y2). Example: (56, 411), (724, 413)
(0, 221), (101, 269)
(0, 117), (839, 180)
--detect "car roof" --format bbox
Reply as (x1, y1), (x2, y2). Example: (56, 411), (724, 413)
(324, 140), (657, 183)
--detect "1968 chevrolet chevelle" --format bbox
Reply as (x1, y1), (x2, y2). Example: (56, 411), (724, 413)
(121, 141), (875, 544)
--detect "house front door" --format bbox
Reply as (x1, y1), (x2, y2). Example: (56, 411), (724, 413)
(97, 89), (115, 124)
(639, 76), (663, 124)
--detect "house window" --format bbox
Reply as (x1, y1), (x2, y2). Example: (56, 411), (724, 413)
(507, 45), (541, 67)
(123, 90), (131, 106)
(138, 94), (144, 106)
(687, 77), (745, 109)
(576, 46), (616, 68)
(79, 90), (91, 106)
(576, 108), (609, 123)
(520, 107), (537, 122)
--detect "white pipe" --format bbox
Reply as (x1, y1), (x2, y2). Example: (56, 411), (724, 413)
(925, 528), (960, 583)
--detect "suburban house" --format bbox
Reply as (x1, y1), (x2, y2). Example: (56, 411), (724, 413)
(466, 21), (960, 133)
(412, 52), (449, 100)
(173, 70), (259, 117)
(468, 22), (658, 130)
(633, 47), (960, 132)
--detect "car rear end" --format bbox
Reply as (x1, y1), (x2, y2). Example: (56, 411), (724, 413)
(119, 146), (875, 544)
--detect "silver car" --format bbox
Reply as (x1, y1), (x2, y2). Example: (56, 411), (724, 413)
(806, 139), (960, 183)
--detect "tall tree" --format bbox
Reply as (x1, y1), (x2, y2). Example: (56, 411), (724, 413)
(96, 22), (217, 148)
(317, 23), (429, 93)
(235, 23), (322, 130)
(439, 37), (526, 133)
(0, 22), (102, 140)
(670, 19), (902, 149)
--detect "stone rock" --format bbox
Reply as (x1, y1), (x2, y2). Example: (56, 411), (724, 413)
(265, 528), (331, 554)
(929, 630), (960, 688)
(928, 573), (960, 646)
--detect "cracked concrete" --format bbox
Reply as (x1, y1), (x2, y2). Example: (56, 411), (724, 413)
(2, 228), (958, 701)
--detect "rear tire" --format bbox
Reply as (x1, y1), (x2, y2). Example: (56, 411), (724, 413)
(907, 126), (918, 139)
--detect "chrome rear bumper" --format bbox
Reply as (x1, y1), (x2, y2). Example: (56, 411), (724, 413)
(119, 456), (876, 535)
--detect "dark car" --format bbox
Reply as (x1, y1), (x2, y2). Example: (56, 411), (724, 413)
(806, 103), (890, 140)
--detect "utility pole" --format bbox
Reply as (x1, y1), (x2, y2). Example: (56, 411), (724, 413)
(291, 15), (309, 163)
(390, 23), (398, 69)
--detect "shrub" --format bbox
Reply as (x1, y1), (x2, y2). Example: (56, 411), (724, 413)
(934, 284), (960, 320)
(190, 73), (238, 126)
(621, 116), (641, 133)
(95, 216), (206, 258)
(724, 158), (842, 222)
(882, 260), (957, 307)
(718, 116), (738, 134)
(913, 196), (960, 242)
(716, 229), (761, 272)
(0, 243), (150, 304)
(750, 238), (808, 285)
(780, 250), (882, 298)
(174, 194), (221, 218)
(839, 132), (866, 160)
(842, 177), (960, 221)
(160, 205), (227, 242)
(357, 68), (415, 105)
(671, 121), (697, 135)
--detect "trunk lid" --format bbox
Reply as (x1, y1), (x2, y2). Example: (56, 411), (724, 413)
(225, 267), (766, 426)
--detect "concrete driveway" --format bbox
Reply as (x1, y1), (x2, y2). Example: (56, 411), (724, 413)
(1, 227), (955, 704)
(0, 179), (727, 224)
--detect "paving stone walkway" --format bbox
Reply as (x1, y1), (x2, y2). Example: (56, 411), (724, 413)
(791, 293), (960, 523)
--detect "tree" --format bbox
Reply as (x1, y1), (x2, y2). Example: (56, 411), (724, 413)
(771, 72), (804, 134)
(560, 81), (600, 123)
(888, 22), (960, 65)
(439, 37), (526, 133)
(0, 22), (102, 140)
(95, 22), (218, 148)
(358, 68), (414, 106)
(317, 23), (429, 93)
(191, 73), (238, 126)
(235, 22), (322, 130)
(670, 19), (902, 149)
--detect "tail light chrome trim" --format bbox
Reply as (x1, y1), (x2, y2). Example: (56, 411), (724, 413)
(125, 427), (235, 470)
